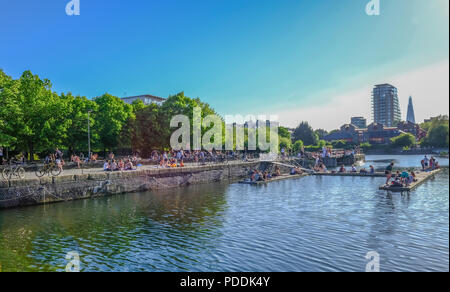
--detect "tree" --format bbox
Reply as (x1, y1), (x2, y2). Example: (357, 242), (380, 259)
(391, 133), (416, 148)
(331, 140), (347, 149)
(128, 103), (165, 156)
(420, 115), (449, 132)
(0, 70), (19, 148)
(315, 129), (328, 140)
(278, 127), (291, 140)
(360, 142), (372, 152)
(160, 92), (218, 150)
(94, 93), (133, 153)
(292, 122), (318, 146)
(4, 71), (69, 160)
(292, 140), (304, 153)
(60, 93), (99, 154)
(422, 124), (449, 148)
(317, 140), (326, 148)
(279, 137), (292, 152)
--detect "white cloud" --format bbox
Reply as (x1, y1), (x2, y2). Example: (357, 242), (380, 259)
(277, 60), (449, 131)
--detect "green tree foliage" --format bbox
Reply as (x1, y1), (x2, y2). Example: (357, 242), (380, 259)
(422, 124), (449, 148)
(420, 115), (449, 132)
(94, 93), (134, 152)
(293, 122), (318, 146)
(314, 129), (328, 140)
(421, 116), (449, 148)
(0, 70), (19, 147)
(129, 103), (165, 156)
(360, 142), (372, 152)
(60, 93), (99, 154)
(292, 140), (304, 153)
(391, 133), (416, 148)
(0, 71), (69, 160)
(331, 140), (347, 149)
(278, 127), (291, 140)
(160, 92), (218, 149)
(278, 137), (292, 152)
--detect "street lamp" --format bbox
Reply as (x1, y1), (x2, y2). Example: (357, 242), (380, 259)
(88, 110), (92, 161)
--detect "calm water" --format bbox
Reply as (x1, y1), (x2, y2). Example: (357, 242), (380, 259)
(0, 156), (448, 272)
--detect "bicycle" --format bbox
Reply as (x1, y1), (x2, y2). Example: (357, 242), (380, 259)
(2, 163), (26, 180)
(35, 161), (62, 177)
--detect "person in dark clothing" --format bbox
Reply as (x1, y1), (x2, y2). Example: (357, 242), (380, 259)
(385, 162), (394, 185)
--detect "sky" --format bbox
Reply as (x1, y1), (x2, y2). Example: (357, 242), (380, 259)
(0, 0), (448, 130)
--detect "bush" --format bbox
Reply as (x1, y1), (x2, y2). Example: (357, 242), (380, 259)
(292, 140), (304, 153)
(391, 133), (416, 148)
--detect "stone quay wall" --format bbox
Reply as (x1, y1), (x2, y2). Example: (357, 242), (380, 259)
(0, 162), (261, 210)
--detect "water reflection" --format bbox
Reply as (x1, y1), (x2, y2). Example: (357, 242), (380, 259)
(0, 159), (448, 272)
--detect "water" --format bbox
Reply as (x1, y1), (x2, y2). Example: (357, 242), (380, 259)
(0, 156), (448, 272)
(365, 154), (449, 169)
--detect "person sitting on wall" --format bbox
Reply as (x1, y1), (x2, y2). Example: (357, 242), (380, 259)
(118, 159), (125, 171)
(369, 165), (375, 174)
(125, 159), (135, 171)
(319, 163), (327, 173)
(257, 170), (265, 181)
(103, 160), (111, 171)
(339, 165), (346, 173)
(351, 165), (357, 173)
(272, 166), (281, 177)
(360, 168), (368, 174)
(434, 161), (440, 169)
(110, 160), (118, 171)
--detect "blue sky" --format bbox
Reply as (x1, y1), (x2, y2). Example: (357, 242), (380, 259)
(1, 0), (448, 129)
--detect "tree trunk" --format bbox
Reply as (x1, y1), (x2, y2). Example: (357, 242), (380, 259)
(28, 143), (34, 162)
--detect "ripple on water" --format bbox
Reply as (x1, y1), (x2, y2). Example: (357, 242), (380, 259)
(0, 167), (448, 272)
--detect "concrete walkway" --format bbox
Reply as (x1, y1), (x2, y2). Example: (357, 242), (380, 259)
(7, 160), (259, 180)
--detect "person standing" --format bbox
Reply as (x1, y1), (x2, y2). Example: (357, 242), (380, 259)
(385, 162), (394, 185)
(55, 148), (64, 172)
(423, 155), (429, 169)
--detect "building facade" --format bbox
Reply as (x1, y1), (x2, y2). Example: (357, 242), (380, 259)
(121, 94), (166, 106)
(397, 121), (427, 141)
(350, 117), (367, 129)
(324, 122), (404, 145)
(371, 84), (401, 127)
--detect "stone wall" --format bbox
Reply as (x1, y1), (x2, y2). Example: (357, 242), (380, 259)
(0, 162), (260, 210)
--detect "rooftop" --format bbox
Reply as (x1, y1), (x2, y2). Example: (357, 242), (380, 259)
(122, 94), (166, 102)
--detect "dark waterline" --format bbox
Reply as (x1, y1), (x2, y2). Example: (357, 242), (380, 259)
(0, 156), (448, 272)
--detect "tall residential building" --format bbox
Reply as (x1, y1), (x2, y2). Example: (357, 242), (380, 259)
(406, 96), (416, 124)
(371, 84), (401, 127)
(351, 117), (367, 129)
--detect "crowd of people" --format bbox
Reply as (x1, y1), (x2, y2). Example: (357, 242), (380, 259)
(103, 158), (137, 172)
(150, 150), (257, 168)
(384, 162), (418, 187)
(421, 155), (440, 171)
(249, 165), (293, 182)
